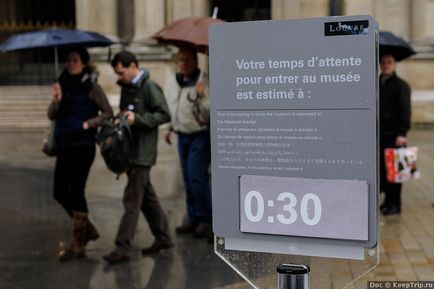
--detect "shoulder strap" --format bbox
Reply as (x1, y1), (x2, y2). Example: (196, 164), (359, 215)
(141, 79), (164, 112)
(136, 78), (150, 109)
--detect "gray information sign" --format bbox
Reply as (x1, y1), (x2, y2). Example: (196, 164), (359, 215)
(210, 15), (378, 259)
(240, 175), (369, 241)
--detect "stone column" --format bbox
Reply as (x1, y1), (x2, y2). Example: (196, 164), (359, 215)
(75, 0), (117, 39)
(170, 0), (210, 21)
(427, 1), (434, 39)
(300, 0), (329, 17)
(192, 0), (209, 16)
(343, 0), (373, 15)
(165, 0), (174, 24)
(133, 0), (165, 42)
(117, 0), (134, 44)
(172, 0), (192, 21)
(272, 0), (301, 19)
(272, 0), (328, 19)
(75, 0), (90, 30)
(374, 0), (410, 40)
(411, 0), (434, 40)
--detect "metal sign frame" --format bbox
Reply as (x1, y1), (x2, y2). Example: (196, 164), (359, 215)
(210, 15), (379, 260)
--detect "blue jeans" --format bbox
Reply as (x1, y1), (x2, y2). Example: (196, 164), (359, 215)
(177, 131), (212, 225)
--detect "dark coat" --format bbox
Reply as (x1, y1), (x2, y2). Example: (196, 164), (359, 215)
(48, 70), (113, 148)
(118, 69), (171, 166)
(379, 73), (411, 138)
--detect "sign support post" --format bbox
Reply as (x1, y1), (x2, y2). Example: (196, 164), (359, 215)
(210, 15), (379, 289)
(276, 264), (310, 289)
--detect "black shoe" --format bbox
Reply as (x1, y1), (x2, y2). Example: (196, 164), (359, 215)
(207, 234), (214, 244)
(103, 251), (129, 264)
(58, 248), (85, 262)
(175, 224), (196, 234)
(194, 223), (213, 239)
(380, 203), (389, 213)
(141, 242), (174, 255)
(382, 205), (401, 216)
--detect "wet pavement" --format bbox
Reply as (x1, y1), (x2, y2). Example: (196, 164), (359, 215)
(1, 129), (434, 289)
(0, 130), (246, 289)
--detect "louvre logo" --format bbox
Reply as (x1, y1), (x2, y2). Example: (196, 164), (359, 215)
(325, 20), (369, 36)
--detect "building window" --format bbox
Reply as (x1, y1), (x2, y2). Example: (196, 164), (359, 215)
(0, 0), (75, 85)
(211, 0), (271, 22)
(0, 0), (75, 28)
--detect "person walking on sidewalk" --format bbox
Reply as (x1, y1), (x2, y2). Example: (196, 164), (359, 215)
(164, 47), (212, 239)
(48, 47), (113, 261)
(379, 53), (411, 216)
(103, 51), (173, 265)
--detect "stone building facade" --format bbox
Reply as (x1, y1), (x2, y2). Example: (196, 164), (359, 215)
(74, 0), (434, 92)
(83, 0), (434, 124)
(0, 0), (434, 89)
(1, 0), (433, 96)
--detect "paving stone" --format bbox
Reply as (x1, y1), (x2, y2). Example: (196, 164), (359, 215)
(0, 124), (433, 288)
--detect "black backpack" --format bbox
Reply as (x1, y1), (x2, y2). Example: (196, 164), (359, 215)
(96, 117), (134, 177)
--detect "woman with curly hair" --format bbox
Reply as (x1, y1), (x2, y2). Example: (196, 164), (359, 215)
(47, 47), (113, 261)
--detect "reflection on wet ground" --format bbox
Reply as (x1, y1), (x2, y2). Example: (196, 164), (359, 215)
(1, 129), (434, 289)
(0, 131), (247, 289)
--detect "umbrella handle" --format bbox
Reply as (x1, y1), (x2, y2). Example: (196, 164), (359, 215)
(212, 7), (219, 19)
(198, 70), (204, 83)
(54, 46), (59, 79)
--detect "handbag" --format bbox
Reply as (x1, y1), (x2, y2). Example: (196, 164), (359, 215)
(96, 117), (134, 177)
(384, 146), (421, 183)
(190, 93), (210, 126)
(42, 120), (57, 157)
(189, 72), (210, 126)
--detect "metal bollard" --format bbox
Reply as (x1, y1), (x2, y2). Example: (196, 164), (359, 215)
(276, 264), (310, 289)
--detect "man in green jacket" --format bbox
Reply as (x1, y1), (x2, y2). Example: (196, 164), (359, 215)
(103, 51), (173, 264)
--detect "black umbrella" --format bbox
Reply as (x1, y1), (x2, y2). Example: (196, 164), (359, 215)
(0, 28), (114, 76)
(379, 31), (416, 61)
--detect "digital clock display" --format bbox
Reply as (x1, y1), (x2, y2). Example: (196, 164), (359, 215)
(239, 175), (369, 241)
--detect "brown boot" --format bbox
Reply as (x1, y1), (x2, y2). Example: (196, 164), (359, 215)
(84, 220), (100, 244)
(58, 211), (94, 262)
(73, 211), (100, 245)
(58, 245), (85, 262)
